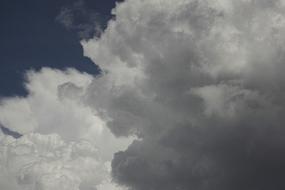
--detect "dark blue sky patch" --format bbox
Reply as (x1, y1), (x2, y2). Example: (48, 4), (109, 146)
(0, 0), (120, 97)
(0, 124), (22, 139)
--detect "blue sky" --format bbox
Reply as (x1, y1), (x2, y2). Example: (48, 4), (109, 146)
(0, 0), (119, 97)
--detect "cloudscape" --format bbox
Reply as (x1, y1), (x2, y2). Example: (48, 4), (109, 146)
(1, 0), (285, 189)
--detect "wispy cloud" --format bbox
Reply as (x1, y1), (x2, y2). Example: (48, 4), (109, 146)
(56, 0), (103, 39)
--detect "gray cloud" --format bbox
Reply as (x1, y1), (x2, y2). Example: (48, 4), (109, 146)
(2, 0), (285, 189)
(80, 0), (285, 189)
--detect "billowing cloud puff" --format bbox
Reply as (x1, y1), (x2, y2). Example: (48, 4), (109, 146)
(0, 130), (129, 190)
(0, 68), (132, 190)
(80, 0), (285, 189)
(0, 68), (94, 137)
(0, 131), (105, 190)
(2, 0), (285, 189)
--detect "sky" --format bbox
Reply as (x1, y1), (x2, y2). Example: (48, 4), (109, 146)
(2, 0), (285, 190)
(0, 0), (120, 97)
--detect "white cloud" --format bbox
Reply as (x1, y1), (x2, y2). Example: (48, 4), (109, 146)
(0, 68), (133, 190)
(0, 131), (105, 190)
(0, 68), (94, 136)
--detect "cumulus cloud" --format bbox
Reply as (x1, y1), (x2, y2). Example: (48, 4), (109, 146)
(2, 0), (285, 190)
(82, 0), (285, 189)
(0, 68), (132, 190)
(0, 131), (124, 190)
(0, 68), (94, 136)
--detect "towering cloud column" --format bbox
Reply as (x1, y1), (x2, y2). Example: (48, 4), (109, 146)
(81, 0), (285, 189)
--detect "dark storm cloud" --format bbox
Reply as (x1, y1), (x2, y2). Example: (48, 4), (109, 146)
(113, 122), (285, 190)
(80, 0), (285, 189)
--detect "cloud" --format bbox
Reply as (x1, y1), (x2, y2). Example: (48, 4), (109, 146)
(80, 0), (285, 189)
(2, 0), (285, 190)
(0, 68), (94, 138)
(0, 68), (132, 190)
(0, 131), (109, 190)
(0, 131), (128, 190)
(56, 0), (103, 39)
